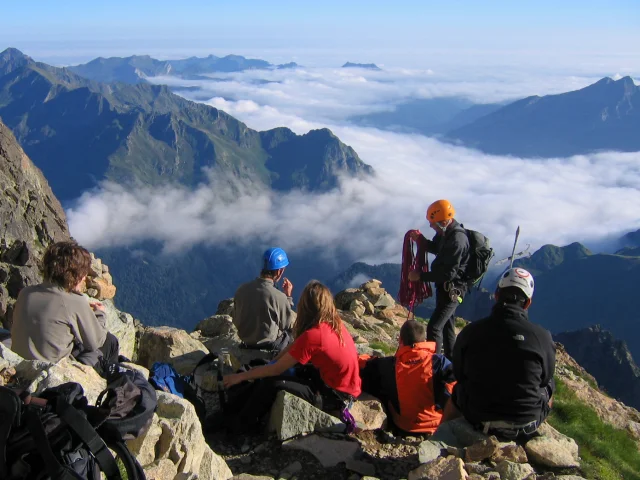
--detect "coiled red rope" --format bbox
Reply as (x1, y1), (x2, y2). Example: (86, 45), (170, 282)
(398, 230), (433, 315)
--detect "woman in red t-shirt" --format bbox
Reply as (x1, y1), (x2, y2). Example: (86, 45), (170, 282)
(223, 281), (361, 431)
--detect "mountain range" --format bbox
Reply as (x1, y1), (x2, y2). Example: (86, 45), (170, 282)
(0, 47), (373, 326)
(342, 62), (381, 70)
(67, 53), (297, 84)
(446, 76), (640, 157)
(350, 97), (504, 136)
(352, 76), (639, 157)
(0, 48), (371, 202)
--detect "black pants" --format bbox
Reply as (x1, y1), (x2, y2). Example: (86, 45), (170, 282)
(73, 332), (120, 366)
(241, 330), (293, 353)
(427, 287), (460, 358)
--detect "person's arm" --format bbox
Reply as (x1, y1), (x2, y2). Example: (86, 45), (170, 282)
(71, 297), (107, 352)
(273, 343), (293, 361)
(223, 352), (298, 388)
(540, 332), (556, 389)
(420, 231), (468, 284)
(432, 353), (456, 410)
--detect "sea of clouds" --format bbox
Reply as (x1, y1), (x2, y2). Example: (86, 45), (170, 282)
(68, 65), (640, 264)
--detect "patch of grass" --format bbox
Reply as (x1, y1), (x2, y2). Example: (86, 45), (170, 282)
(369, 341), (396, 355)
(548, 378), (640, 480)
(563, 363), (599, 390)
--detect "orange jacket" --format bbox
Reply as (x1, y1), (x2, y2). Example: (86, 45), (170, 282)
(390, 342), (455, 433)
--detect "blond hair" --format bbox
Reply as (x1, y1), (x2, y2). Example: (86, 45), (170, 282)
(293, 280), (344, 344)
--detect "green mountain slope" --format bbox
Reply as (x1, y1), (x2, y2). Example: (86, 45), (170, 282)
(0, 48), (373, 201)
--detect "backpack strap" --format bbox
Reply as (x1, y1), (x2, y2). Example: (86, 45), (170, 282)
(24, 406), (78, 480)
(108, 440), (147, 480)
(56, 400), (122, 480)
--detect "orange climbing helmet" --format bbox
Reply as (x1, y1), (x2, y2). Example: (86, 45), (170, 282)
(426, 199), (456, 223)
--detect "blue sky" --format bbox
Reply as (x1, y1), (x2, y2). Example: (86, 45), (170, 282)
(2, 0), (639, 69)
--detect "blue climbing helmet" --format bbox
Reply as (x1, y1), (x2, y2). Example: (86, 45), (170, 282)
(263, 247), (289, 270)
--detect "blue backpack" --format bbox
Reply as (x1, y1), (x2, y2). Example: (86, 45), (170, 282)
(148, 362), (191, 398)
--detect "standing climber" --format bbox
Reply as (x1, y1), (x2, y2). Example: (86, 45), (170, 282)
(233, 247), (296, 352)
(408, 200), (469, 358)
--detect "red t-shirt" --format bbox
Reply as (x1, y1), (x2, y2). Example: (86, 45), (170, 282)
(289, 322), (362, 397)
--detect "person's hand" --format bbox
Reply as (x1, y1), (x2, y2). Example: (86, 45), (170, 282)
(408, 271), (421, 282)
(90, 302), (105, 312)
(223, 373), (244, 389)
(409, 230), (421, 241)
(282, 278), (293, 297)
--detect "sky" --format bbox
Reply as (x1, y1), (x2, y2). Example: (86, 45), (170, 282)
(2, 0), (640, 72)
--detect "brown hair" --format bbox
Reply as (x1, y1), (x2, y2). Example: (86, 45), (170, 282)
(293, 280), (344, 344)
(41, 241), (92, 291)
(400, 320), (426, 346)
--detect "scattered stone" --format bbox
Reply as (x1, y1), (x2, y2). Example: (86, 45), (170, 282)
(100, 299), (136, 360)
(360, 279), (382, 290)
(556, 476), (588, 480)
(447, 445), (465, 458)
(483, 473), (500, 480)
(524, 422), (580, 469)
(283, 434), (360, 467)
(350, 299), (366, 317)
(418, 440), (446, 464)
(465, 436), (499, 462)
(195, 314), (237, 337)
(216, 298), (235, 316)
(335, 289), (368, 310)
(495, 460), (535, 480)
(408, 456), (468, 480)
(351, 393), (387, 430)
(364, 300), (375, 315)
(142, 458), (178, 480)
(492, 443), (528, 464)
(86, 276), (116, 300)
(468, 475), (484, 480)
(374, 293), (396, 308)
(136, 326), (208, 375)
(346, 458), (377, 476)
(525, 434), (580, 468)
(465, 462), (492, 475)
(268, 391), (345, 440)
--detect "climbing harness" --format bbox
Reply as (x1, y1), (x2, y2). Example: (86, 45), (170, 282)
(399, 230), (433, 318)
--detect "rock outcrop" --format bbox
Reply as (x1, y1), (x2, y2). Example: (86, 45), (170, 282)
(0, 121), (69, 329)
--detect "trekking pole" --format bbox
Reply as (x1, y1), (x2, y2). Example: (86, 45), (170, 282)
(509, 226), (521, 270)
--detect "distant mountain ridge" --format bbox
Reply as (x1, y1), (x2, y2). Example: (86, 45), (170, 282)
(0, 48), (373, 201)
(447, 76), (640, 157)
(342, 62), (381, 70)
(68, 53), (297, 84)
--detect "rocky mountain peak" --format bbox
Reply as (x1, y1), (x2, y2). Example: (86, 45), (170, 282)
(0, 120), (69, 327)
(0, 47), (33, 75)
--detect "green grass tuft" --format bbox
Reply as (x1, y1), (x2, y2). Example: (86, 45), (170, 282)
(369, 341), (396, 355)
(548, 378), (640, 480)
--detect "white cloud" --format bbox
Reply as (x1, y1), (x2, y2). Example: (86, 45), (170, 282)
(67, 66), (640, 268)
(151, 66), (614, 124)
(68, 126), (640, 265)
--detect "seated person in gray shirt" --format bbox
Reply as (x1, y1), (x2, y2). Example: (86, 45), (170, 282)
(11, 241), (119, 366)
(233, 247), (296, 351)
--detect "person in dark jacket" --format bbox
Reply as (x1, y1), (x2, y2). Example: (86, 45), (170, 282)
(446, 267), (556, 440)
(408, 199), (469, 358)
(359, 320), (456, 434)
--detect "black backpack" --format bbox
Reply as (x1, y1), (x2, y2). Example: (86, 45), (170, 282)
(462, 227), (494, 287)
(0, 365), (156, 480)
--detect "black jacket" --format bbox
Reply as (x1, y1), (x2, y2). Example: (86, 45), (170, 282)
(452, 303), (556, 425)
(419, 219), (469, 287)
